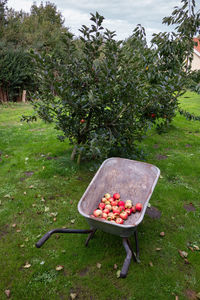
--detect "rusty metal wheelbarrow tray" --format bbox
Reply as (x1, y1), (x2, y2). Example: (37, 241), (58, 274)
(36, 157), (160, 278)
(78, 157), (160, 237)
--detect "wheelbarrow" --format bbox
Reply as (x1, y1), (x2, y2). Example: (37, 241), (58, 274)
(36, 157), (160, 278)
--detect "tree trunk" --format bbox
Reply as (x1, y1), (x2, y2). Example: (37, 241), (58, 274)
(71, 146), (77, 161)
(22, 90), (26, 103)
(0, 87), (8, 103)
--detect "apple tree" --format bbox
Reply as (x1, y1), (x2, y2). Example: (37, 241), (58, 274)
(28, 1), (200, 162)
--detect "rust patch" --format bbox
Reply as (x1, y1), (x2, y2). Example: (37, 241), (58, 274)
(184, 203), (196, 212)
(185, 289), (198, 300)
(146, 206), (161, 219)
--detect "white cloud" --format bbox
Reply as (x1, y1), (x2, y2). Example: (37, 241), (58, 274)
(6, 0), (187, 41)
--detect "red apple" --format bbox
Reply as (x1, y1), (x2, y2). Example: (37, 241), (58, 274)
(132, 206), (136, 213)
(110, 200), (118, 206)
(135, 203), (143, 212)
(93, 209), (102, 217)
(120, 211), (128, 220)
(98, 203), (105, 210)
(105, 200), (111, 205)
(118, 206), (125, 212)
(104, 193), (111, 199)
(105, 204), (112, 211)
(112, 206), (121, 214)
(107, 212), (115, 220)
(125, 200), (132, 209)
(118, 200), (125, 207)
(115, 217), (124, 224)
(113, 193), (120, 200)
(80, 119), (85, 123)
(125, 208), (132, 216)
(103, 208), (110, 214)
(108, 197), (114, 202)
(102, 212), (108, 219)
(101, 197), (107, 203)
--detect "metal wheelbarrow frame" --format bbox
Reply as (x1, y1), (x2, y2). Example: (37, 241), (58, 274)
(36, 157), (160, 278)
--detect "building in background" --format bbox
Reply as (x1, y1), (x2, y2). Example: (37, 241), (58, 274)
(191, 38), (200, 70)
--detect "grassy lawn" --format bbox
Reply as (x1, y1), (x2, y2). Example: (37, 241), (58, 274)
(0, 92), (200, 300)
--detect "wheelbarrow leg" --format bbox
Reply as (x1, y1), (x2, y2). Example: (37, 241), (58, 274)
(85, 229), (97, 247)
(127, 238), (137, 263)
(120, 238), (132, 278)
(134, 229), (140, 263)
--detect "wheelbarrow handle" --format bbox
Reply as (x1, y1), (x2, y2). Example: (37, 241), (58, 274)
(36, 228), (93, 248)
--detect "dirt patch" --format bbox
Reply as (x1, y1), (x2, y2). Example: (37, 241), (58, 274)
(79, 267), (90, 277)
(184, 203), (196, 212)
(153, 144), (159, 149)
(46, 156), (58, 160)
(0, 224), (9, 240)
(184, 289), (198, 300)
(24, 171), (34, 177)
(146, 206), (161, 219)
(19, 177), (26, 182)
(156, 154), (168, 160)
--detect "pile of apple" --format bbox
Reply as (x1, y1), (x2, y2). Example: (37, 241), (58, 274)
(91, 193), (142, 225)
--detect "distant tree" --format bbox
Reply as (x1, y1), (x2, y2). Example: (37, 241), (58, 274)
(0, 0), (8, 39)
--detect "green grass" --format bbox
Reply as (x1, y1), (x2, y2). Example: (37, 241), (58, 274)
(0, 94), (200, 300)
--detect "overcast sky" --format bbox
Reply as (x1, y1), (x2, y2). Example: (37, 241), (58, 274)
(7, 0), (192, 42)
